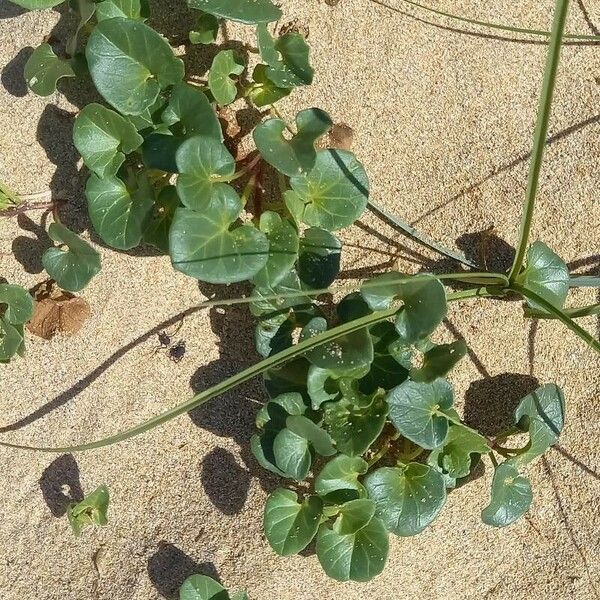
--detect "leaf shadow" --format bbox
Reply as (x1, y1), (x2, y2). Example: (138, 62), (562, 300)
(11, 212), (53, 274)
(0, 0), (25, 19)
(38, 453), (84, 517)
(1, 46), (32, 97)
(147, 541), (221, 600)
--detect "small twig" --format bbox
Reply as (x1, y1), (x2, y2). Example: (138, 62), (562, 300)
(0, 200), (62, 218)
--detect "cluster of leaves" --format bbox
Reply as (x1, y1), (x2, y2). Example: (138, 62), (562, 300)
(67, 484), (110, 536)
(0, 283), (34, 362)
(252, 270), (566, 581)
(180, 574), (248, 600)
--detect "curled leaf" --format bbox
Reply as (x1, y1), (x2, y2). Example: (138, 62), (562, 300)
(24, 43), (75, 96)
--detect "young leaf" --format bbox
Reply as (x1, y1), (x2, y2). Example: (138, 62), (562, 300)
(169, 189), (269, 283)
(315, 454), (368, 503)
(257, 25), (314, 88)
(189, 11), (219, 44)
(251, 212), (299, 289)
(0, 283), (34, 324)
(410, 340), (467, 383)
(86, 18), (184, 115)
(208, 50), (245, 106)
(95, 0), (150, 21)
(142, 186), (181, 252)
(179, 574), (229, 600)
(246, 64), (291, 108)
(323, 385), (388, 456)
(86, 174), (154, 250)
(307, 365), (341, 409)
(162, 83), (222, 141)
(364, 463), (447, 536)
(298, 228), (341, 289)
(0, 318), (23, 361)
(316, 516), (389, 582)
(66, 0), (97, 57)
(175, 135), (235, 210)
(335, 499), (376, 535)
(481, 463), (532, 527)
(189, 0), (282, 24)
(387, 378), (454, 449)
(511, 383), (565, 465)
(264, 488), (322, 555)
(256, 392), (307, 430)
(253, 108), (332, 177)
(273, 428), (312, 480)
(427, 424), (490, 480)
(286, 415), (336, 456)
(516, 241), (569, 310)
(67, 484), (110, 536)
(42, 224), (101, 292)
(73, 103), (144, 179)
(361, 273), (447, 344)
(287, 149), (369, 231)
(24, 43), (75, 96)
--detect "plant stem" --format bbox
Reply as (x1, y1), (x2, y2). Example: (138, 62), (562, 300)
(0, 201), (59, 218)
(0, 287), (488, 452)
(367, 200), (477, 269)
(512, 283), (600, 353)
(508, 0), (570, 283)
(524, 302), (600, 320)
(570, 276), (600, 288)
(228, 154), (262, 182)
(270, 105), (296, 135)
(397, 0), (598, 41)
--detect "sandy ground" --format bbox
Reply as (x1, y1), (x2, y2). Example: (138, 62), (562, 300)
(1, 0), (600, 598)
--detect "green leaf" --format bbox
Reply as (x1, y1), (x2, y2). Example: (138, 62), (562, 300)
(316, 516), (389, 582)
(288, 150), (369, 231)
(516, 241), (569, 310)
(273, 428), (312, 480)
(286, 415), (336, 456)
(254, 108), (332, 177)
(410, 340), (467, 383)
(323, 384), (388, 456)
(208, 50), (244, 106)
(0, 283), (34, 324)
(251, 212), (299, 289)
(0, 317), (23, 361)
(251, 432), (286, 477)
(189, 0), (282, 24)
(42, 223), (101, 292)
(256, 392), (307, 430)
(315, 455), (368, 503)
(427, 424), (490, 480)
(387, 378), (454, 449)
(67, 484), (110, 536)
(298, 228), (341, 289)
(335, 499), (376, 535)
(337, 292), (372, 323)
(142, 133), (183, 173)
(255, 312), (294, 358)
(307, 365), (341, 409)
(364, 463), (446, 536)
(301, 317), (374, 375)
(179, 574), (229, 600)
(95, 0), (150, 21)
(86, 174), (154, 250)
(511, 383), (565, 465)
(66, 0), (97, 57)
(9, 0), (64, 8)
(264, 357), (310, 398)
(257, 25), (314, 88)
(246, 64), (291, 108)
(162, 83), (222, 141)
(86, 18), (184, 115)
(189, 11), (219, 44)
(24, 43), (75, 96)
(264, 488), (322, 555)
(175, 136), (235, 211)
(361, 273), (447, 344)
(169, 189), (269, 283)
(73, 103), (144, 179)
(481, 463), (532, 527)
(142, 185), (181, 252)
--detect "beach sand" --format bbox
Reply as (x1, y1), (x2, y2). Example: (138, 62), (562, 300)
(0, 0), (599, 598)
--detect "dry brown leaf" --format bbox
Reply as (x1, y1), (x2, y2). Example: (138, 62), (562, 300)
(27, 280), (91, 340)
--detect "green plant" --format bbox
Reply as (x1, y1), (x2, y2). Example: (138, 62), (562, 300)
(180, 574), (248, 600)
(67, 484), (110, 536)
(2, 0), (600, 588)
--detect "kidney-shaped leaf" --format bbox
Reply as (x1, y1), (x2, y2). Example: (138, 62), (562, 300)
(481, 463), (532, 527)
(335, 499), (376, 535)
(179, 574), (229, 600)
(169, 188), (269, 283)
(511, 383), (565, 465)
(74, 103), (143, 178)
(264, 488), (322, 556)
(0, 284), (34, 324)
(208, 50), (244, 106)
(254, 108), (332, 177)
(316, 515), (389, 582)
(315, 454), (368, 503)
(86, 174), (154, 250)
(189, 0), (282, 24)
(175, 135), (236, 210)
(288, 150), (369, 231)
(86, 18), (184, 115)
(24, 43), (75, 96)
(286, 415), (336, 457)
(273, 428), (312, 481)
(388, 378), (454, 449)
(364, 463), (446, 536)
(42, 223), (101, 292)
